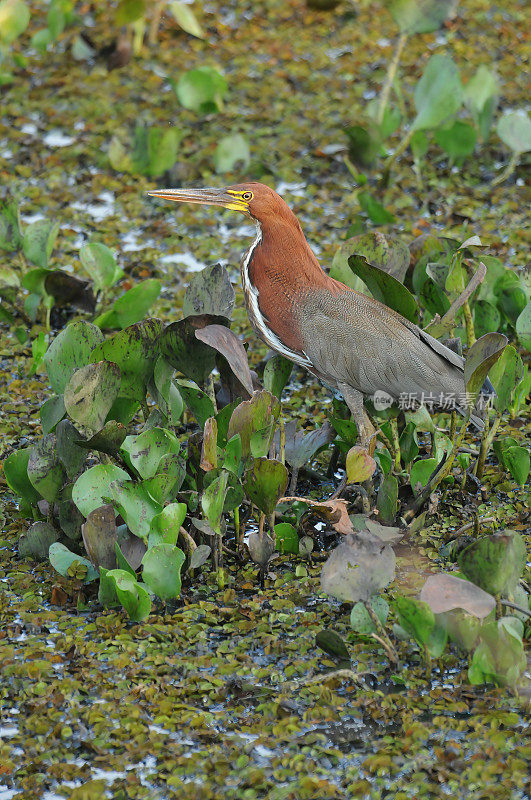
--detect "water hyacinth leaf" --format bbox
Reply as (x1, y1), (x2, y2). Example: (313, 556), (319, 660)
(227, 390), (280, 459)
(412, 54), (463, 132)
(464, 65), (499, 140)
(347, 232), (410, 283)
(142, 544), (186, 601)
(169, 0), (204, 38)
(159, 315), (225, 384)
(174, 66), (228, 113)
(110, 481), (162, 541)
(365, 519), (403, 544)
(244, 458), (288, 516)
(410, 458), (438, 494)
(321, 532), (396, 603)
(394, 595), (435, 647)
(148, 502), (187, 547)
(350, 596), (389, 635)
(458, 531), (526, 596)
(72, 463), (131, 517)
(49, 542), (99, 583)
(115, 0), (146, 24)
(346, 445), (377, 483)
(494, 271), (527, 324)
(145, 127), (181, 178)
(4, 448), (42, 504)
(18, 521), (59, 561)
(106, 569), (151, 621)
(201, 470), (228, 535)
(79, 242), (123, 292)
(348, 255), (418, 322)
(55, 420), (87, 480)
(376, 473), (398, 525)
(27, 434), (65, 503)
(315, 629), (350, 662)
(435, 121), (477, 164)
(176, 380), (215, 428)
(358, 191), (395, 224)
(114, 541), (136, 576)
(153, 356), (183, 423)
(515, 302), (531, 352)
(22, 219), (59, 268)
(189, 544), (211, 569)
(44, 321), (104, 394)
(78, 420), (128, 457)
(503, 446), (529, 486)
(420, 574), (495, 619)
(95, 279), (162, 330)
(275, 522), (299, 555)
(223, 434), (242, 476)
(57, 494), (84, 541)
(474, 299), (501, 337)
(90, 319), (164, 401)
(121, 427), (180, 479)
(263, 354), (292, 400)
(277, 420), (335, 469)
(0, 0), (30, 44)
(143, 454), (186, 505)
(387, 0), (458, 34)
(247, 531), (276, 569)
(214, 133), (251, 174)
(183, 265), (235, 322)
(468, 617), (526, 687)
(0, 198), (22, 250)
(464, 332), (507, 401)
(44, 272), (96, 314)
(200, 417), (218, 472)
(496, 110), (531, 154)
(488, 345), (524, 413)
(399, 420), (419, 465)
(81, 504), (117, 569)
(196, 325), (253, 397)
(344, 121), (383, 167)
(64, 361), (121, 432)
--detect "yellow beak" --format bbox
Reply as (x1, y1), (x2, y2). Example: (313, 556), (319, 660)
(147, 187), (249, 213)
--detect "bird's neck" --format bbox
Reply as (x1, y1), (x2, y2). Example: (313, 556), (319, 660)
(240, 214), (341, 361)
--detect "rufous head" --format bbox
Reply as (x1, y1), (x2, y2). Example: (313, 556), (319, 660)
(148, 181), (293, 224)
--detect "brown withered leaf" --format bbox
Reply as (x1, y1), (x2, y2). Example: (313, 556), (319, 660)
(279, 496), (354, 535)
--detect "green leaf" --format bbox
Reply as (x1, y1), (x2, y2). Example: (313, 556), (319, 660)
(412, 54), (463, 132)
(174, 66), (228, 113)
(0, 198), (22, 250)
(410, 457), (438, 494)
(348, 254), (419, 322)
(159, 315), (224, 384)
(176, 379), (215, 428)
(44, 321), (104, 395)
(376, 473), (398, 525)
(19, 521), (59, 561)
(31, 28), (52, 51)
(395, 595), (435, 647)
(142, 453), (186, 504)
(77, 420), (128, 458)
(27, 434), (65, 502)
(46, 3), (65, 38)
(227, 390), (280, 459)
(201, 470), (229, 535)
(435, 121), (477, 164)
(55, 419), (87, 480)
(263, 354), (293, 400)
(49, 542), (99, 583)
(503, 446), (530, 487)
(148, 502), (187, 547)
(345, 445), (377, 483)
(95, 279), (162, 330)
(183, 263), (235, 319)
(464, 332), (507, 402)
(152, 356), (184, 424)
(213, 133), (250, 174)
(115, 0), (146, 24)
(145, 127), (181, 178)
(387, 0), (457, 34)
(488, 345), (524, 413)
(72, 463), (131, 517)
(0, 0), (30, 44)
(496, 110), (531, 154)
(79, 242), (123, 292)
(350, 597), (389, 634)
(494, 271), (527, 324)
(463, 65), (499, 140)
(141, 544), (186, 601)
(399, 420), (419, 465)
(4, 448), (41, 504)
(22, 219), (59, 268)
(468, 617), (526, 687)
(274, 522), (299, 555)
(315, 629), (350, 662)
(458, 531), (526, 596)
(168, 0), (204, 38)
(105, 569), (151, 621)
(358, 191), (395, 224)
(64, 361), (121, 432)
(121, 427), (180, 479)
(109, 481), (162, 541)
(321, 531), (396, 603)
(223, 434), (242, 476)
(515, 301), (531, 352)
(90, 319), (164, 401)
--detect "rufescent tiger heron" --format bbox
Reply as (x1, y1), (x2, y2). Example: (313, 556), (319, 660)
(148, 182), (492, 447)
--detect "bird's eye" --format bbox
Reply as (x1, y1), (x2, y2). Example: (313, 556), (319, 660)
(242, 192), (253, 201)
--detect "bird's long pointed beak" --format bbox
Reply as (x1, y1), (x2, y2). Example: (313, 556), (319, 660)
(147, 187), (249, 213)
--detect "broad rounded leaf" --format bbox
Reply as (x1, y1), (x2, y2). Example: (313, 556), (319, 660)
(49, 542), (99, 583)
(458, 531), (526, 596)
(412, 54), (463, 132)
(244, 458), (288, 516)
(72, 463), (131, 517)
(142, 544), (185, 600)
(0, 0), (31, 44)
(496, 110), (531, 154)
(346, 445), (377, 483)
(175, 67), (228, 113)
(320, 532), (396, 603)
(64, 361), (121, 431)
(387, 0), (458, 34)
(27, 434), (65, 502)
(121, 427), (180, 480)
(464, 332), (507, 401)
(420, 573), (495, 618)
(44, 321), (104, 395)
(3, 448), (41, 504)
(22, 219), (59, 268)
(348, 254), (418, 322)
(19, 521), (59, 561)
(79, 242), (123, 292)
(214, 134), (251, 174)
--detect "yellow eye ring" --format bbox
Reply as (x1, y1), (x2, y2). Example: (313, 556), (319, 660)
(242, 192), (253, 201)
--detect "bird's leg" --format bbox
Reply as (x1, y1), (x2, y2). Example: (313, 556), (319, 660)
(338, 383), (376, 451)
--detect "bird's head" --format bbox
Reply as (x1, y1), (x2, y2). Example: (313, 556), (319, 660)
(148, 181), (294, 225)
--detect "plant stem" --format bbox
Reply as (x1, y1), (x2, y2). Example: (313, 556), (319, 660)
(376, 32), (408, 125)
(495, 594), (502, 620)
(390, 417), (401, 472)
(148, 0), (165, 45)
(475, 414), (501, 480)
(206, 373), (217, 413)
(233, 505), (240, 549)
(423, 645), (432, 681)
(279, 415), (286, 465)
(381, 126), (415, 185)
(492, 151), (519, 187)
(449, 410), (457, 444)
(501, 599), (531, 619)
(364, 600), (399, 663)
(463, 298), (476, 347)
